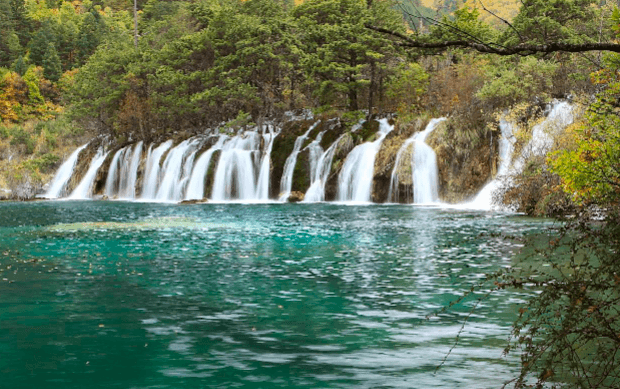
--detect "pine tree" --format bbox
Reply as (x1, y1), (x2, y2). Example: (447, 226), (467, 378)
(12, 55), (27, 75)
(0, 0), (15, 67)
(28, 23), (56, 66)
(9, 0), (31, 47)
(42, 42), (62, 82)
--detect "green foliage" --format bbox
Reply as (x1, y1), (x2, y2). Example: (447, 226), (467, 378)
(223, 110), (255, 132)
(293, 0), (404, 111)
(9, 126), (35, 154)
(0, 124), (10, 138)
(12, 55), (27, 75)
(22, 66), (44, 105)
(477, 57), (558, 108)
(21, 153), (60, 173)
(506, 0), (598, 46)
(429, 7), (496, 43)
(42, 42), (62, 82)
(551, 76), (620, 206)
(385, 62), (428, 117)
(28, 23), (56, 67)
(474, 212), (620, 388)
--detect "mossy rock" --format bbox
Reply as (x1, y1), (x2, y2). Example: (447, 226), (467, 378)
(270, 119), (315, 198)
(426, 119), (497, 203)
(204, 149), (221, 199)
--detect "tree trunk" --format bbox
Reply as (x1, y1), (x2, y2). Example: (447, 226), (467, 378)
(133, 0), (138, 48)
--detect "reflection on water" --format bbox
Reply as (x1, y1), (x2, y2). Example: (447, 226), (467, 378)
(0, 201), (546, 388)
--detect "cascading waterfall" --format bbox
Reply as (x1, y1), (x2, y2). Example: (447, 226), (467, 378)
(386, 140), (414, 203)
(468, 118), (516, 209)
(515, 100), (574, 171)
(141, 140), (173, 199)
(118, 141), (143, 199)
(210, 126), (278, 202)
(184, 136), (227, 200)
(307, 131), (325, 183)
(45, 144), (88, 199)
(255, 127), (278, 201)
(468, 100), (574, 210)
(279, 121), (320, 201)
(337, 119), (394, 202)
(412, 118), (444, 204)
(68, 149), (109, 200)
(104, 147), (127, 198)
(387, 118), (445, 204)
(155, 139), (200, 202)
(303, 133), (343, 202)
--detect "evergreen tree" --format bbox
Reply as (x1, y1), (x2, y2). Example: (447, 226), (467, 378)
(42, 42), (62, 82)
(9, 0), (31, 47)
(28, 24), (56, 67)
(12, 55), (27, 76)
(0, 0), (15, 67)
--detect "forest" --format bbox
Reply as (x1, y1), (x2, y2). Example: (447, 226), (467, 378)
(1, 0), (620, 387)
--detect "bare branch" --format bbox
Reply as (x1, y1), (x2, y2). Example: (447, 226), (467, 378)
(477, 0), (525, 43)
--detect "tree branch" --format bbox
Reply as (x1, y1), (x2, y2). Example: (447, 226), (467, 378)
(366, 25), (620, 55)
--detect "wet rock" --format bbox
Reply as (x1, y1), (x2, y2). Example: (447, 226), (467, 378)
(287, 191), (305, 203)
(179, 199), (208, 205)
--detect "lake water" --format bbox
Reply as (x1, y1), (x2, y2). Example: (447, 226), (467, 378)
(0, 201), (548, 388)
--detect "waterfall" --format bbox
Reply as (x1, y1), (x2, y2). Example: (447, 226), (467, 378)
(468, 119), (516, 209)
(45, 144), (88, 199)
(336, 119), (394, 202)
(515, 100), (574, 171)
(210, 132), (259, 201)
(303, 133), (342, 202)
(210, 126), (278, 202)
(256, 126), (277, 200)
(387, 139), (414, 203)
(387, 118), (445, 204)
(468, 100), (574, 210)
(117, 141), (143, 199)
(279, 121), (320, 201)
(412, 118), (444, 204)
(141, 140), (173, 200)
(307, 131), (325, 183)
(104, 147), (127, 198)
(184, 136), (227, 200)
(155, 139), (199, 201)
(68, 149), (109, 199)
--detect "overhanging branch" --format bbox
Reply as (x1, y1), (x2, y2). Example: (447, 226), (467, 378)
(367, 25), (620, 55)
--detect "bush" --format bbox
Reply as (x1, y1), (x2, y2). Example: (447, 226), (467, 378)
(21, 153), (60, 173)
(9, 127), (35, 154)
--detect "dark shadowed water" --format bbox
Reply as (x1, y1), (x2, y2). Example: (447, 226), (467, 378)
(0, 201), (549, 388)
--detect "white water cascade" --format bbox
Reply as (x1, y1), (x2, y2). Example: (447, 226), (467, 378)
(210, 126), (278, 202)
(412, 118), (444, 204)
(104, 147), (125, 198)
(467, 119), (516, 210)
(337, 119), (394, 202)
(68, 149), (109, 200)
(118, 141), (143, 199)
(467, 100), (574, 210)
(141, 140), (173, 199)
(155, 139), (200, 201)
(279, 121), (320, 201)
(303, 133), (343, 203)
(184, 136), (227, 200)
(256, 127), (278, 200)
(387, 141), (414, 203)
(45, 143), (89, 199)
(387, 118), (445, 204)
(515, 100), (574, 171)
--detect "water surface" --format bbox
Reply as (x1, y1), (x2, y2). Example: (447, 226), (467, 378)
(0, 201), (547, 388)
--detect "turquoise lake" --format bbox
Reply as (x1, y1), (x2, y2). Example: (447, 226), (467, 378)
(0, 201), (549, 388)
